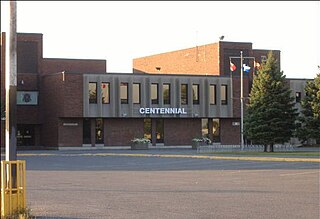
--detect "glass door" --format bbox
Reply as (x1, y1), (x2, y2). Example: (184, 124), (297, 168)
(95, 118), (104, 144)
(155, 119), (164, 143)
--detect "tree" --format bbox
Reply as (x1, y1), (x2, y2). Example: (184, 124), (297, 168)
(1, 102), (5, 120)
(295, 73), (320, 144)
(244, 52), (298, 152)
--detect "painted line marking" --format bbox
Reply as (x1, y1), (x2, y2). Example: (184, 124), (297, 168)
(280, 171), (320, 176)
(17, 153), (320, 163)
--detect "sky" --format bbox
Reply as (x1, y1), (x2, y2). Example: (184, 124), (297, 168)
(1, 1), (319, 79)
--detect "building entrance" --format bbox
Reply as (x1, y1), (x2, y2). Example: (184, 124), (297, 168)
(17, 124), (35, 146)
(95, 118), (104, 144)
(155, 119), (164, 143)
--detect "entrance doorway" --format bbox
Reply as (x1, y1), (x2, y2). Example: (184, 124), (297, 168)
(155, 119), (164, 144)
(95, 118), (104, 144)
(17, 124), (35, 146)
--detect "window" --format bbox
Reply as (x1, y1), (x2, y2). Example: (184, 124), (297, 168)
(144, 118), (151, 140)
(261, 55), (267, 64)
(101, 82), (110, 104)
(212, 119), (220, 142)
(163, 84), (170, 105)
(201, 119), (209, 138)
(221, 84), (228, 105)
(181, 84), (188, 105)
(83, 118), (91, 144)
(95, 118), (104, 144)
(151, 83), (159, 104)
(120, 82), (128, 104)
(295, 92), (301, 103)
(192, 84), (200, 104)
(133, 83), (141, 104)
(209, 85), (216, 105)
(89, 82), (97, 104)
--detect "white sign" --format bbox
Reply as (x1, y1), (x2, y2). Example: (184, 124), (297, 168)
(232, 122), (240, 126)
(139, 108), (187, 115)
(63, 123), (79, 126)
(17, 91), (38, 105)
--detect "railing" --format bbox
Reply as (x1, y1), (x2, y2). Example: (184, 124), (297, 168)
(197, 144), (295, 153)
(1, 160), (26, 217)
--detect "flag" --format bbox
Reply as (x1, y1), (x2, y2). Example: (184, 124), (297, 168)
(254, 61), (261, 68)
(230, 62), (236, 71)
(243, 64), (251, 73)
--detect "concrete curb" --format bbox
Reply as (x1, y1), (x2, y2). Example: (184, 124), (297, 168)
(17, 152), (320, 163)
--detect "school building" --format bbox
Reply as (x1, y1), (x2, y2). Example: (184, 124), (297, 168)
(0, 32), (309, 149)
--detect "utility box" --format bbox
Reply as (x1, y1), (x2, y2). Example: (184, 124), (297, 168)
(1, 160), (26, 217)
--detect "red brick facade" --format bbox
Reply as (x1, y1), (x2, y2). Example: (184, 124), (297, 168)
(133, 41), (280, 77)
(0, 32), (106, 148)
(1, 32), (284, 148)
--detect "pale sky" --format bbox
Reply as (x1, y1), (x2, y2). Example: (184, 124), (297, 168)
(1, 1), (319, 79)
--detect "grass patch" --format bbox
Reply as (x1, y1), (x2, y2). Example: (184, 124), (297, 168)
(207, 151), (320, 157)
(3, 207), (35, 219)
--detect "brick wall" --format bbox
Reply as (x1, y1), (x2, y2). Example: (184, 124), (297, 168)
(133, 43), (220, 75)
(220, 118), (240, 145)
(58, 118), (83, 147)
(164, 118), (201, 145)
(40, 74), (64, 147)
(62, 73), (83, 117)
(105, 118), (144, 146)
(42, 58), (106, 75)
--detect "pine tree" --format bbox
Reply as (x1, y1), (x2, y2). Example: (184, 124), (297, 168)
(296, 73), (320, 144)
(244, 52), (298, 152)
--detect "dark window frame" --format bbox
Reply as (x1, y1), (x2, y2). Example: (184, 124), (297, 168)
(89, 82), (97, 104)
(133, 83), (141, 104)
(209, 84), (216, 105)
(101, 82), (110, 104)
(221, 84), (228, 105)
(181, 84), (188, 105)
(151, 83), (159, 104)
(120, 82), (129, 104)
(192, 84), (200, 105)
(163, 83), (171, 105)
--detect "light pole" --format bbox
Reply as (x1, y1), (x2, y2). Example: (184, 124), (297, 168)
(229, 51), (255, 150)
(5, 1), (17, 161)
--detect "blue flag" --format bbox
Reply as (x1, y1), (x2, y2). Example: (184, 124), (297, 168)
(243, 64), (251, 72)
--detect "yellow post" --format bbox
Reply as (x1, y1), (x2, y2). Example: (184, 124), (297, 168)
(1, 160), (26, 217)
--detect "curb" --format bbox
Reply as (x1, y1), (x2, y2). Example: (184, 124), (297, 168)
(17, 153), (320, 163)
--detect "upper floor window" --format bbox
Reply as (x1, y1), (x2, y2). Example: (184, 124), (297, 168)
(261, 55), (267, 64)
(163, 83), (171, 105)
(295, 92), (301, 103)
(192, 84), (200, 104)
(133, 83), (141, 104)
(181, 84), (188, 105)
(151, 83), (159, 104)
(101, 82), (110, 104)
(120, 82), (128, 104)
(221, 84), (228, 105)
(209, 84), (216, 105)
(89, 82), (97, 104)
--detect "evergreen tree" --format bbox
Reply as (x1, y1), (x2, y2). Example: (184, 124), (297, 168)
(296, 73), (320, 144)
(244, 52), (298, 152)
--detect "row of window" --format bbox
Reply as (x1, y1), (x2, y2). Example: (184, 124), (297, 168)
(89, 82), (228, 105)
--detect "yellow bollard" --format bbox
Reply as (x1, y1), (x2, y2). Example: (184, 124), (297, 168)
(1, 160), (26, 217)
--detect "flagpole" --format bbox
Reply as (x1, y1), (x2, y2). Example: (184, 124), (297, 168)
(240, 51), (244, 151)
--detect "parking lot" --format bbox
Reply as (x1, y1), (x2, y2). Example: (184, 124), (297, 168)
(2, 149), (320, 219)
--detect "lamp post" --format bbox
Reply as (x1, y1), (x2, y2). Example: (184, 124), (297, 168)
(5, 1), (17, 161)
(229, 51), (255, 150)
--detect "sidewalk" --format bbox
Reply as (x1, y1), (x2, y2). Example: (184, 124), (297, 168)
(3, 146), (318, 163)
